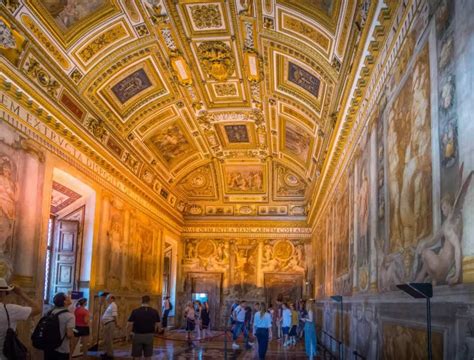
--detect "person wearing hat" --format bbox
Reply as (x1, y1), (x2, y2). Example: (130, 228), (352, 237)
(0, 278), (41, 360)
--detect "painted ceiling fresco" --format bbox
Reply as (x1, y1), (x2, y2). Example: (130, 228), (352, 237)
(3, 0), (365, 219)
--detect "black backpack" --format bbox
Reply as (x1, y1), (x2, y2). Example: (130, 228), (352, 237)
(31, 309), (69, 350)
(169, 302), (173, 311)
(3, 304), (28, 360)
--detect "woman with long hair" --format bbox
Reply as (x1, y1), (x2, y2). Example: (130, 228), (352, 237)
(201, 301), (210, 339)
(72, 297), (90, 359)
(253, 303), (272, 360)
(303, 301), (318, 359)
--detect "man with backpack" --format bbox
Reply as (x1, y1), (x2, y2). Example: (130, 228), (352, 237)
(0, 278), (41, 360)
(32, 292), (75, 360)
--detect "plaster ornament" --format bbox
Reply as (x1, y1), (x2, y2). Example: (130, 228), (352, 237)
(190, 4), (222, 29)
(197, 41), (235, 81)
(440, 75), (454, 110)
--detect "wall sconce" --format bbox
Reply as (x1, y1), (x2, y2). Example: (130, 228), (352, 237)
(170, 55), (193, 86)
(243, 50), (261, 82)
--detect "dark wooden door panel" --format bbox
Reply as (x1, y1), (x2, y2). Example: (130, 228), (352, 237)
(49, 220), (79, 301)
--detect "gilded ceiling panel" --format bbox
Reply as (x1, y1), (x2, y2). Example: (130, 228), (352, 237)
(180, 1), (230, 36)
(26, 0), (120, 46)
(276, 9), (332, 59)
(72, 20), (132, 68)
(281, 117), (313, 166)
(223, 163), (266, 194)
(177, 163), (218, 199)
(94, 56), (170, 122)
(144, 121), (196, 169)
(276, 0), (341, 31)
(273, 163), (307, 199)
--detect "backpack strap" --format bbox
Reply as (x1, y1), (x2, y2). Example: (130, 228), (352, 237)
(53, 309), (71, 345)
(3, 303), (11, 329)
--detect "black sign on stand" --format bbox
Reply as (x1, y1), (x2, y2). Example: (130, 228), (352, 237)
(396, 283), (433, 360)
(330, 295), (344, 360)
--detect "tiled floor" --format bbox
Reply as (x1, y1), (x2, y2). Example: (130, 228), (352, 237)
(86, 330), (317, 359)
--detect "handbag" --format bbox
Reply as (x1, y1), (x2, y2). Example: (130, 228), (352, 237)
(3, 304), (28, 360)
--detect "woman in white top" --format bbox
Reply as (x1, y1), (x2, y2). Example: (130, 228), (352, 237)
(302, 301), (318, 359)
(253, 303), (272, 360)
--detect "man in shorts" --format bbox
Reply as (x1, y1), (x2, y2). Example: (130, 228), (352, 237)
(127, 295), (160, 360)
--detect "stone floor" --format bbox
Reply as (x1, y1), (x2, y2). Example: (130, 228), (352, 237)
(85, 330), (318, 359)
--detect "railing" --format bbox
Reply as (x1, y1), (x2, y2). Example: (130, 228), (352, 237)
(353, 350), (366, 360)
(319, 329), (342, 359)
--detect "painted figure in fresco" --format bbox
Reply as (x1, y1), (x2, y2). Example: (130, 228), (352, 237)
(378, 250), (405, 291)
(358, 163), (369, 264)
(108, 214), (123, 278)
(387, 116), (402, 249)
(414, 167), (473, 285)
(400, 60), (432, 246)
(0, 156), (17, 255)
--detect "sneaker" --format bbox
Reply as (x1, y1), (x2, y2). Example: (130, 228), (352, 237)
(232, 343), (240, 349)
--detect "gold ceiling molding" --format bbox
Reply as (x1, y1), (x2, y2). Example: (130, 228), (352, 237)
(20, 14), (71, 70)
(308, 2), (401, 227)
(277, 9), (332, 58)
(25, 0), (121, 48)
(73, 20), (131, 67)
(335, 0), (357, 59)
(276, 0), (343, 33)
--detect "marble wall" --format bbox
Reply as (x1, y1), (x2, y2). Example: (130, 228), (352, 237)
(312, 1), (474, 359)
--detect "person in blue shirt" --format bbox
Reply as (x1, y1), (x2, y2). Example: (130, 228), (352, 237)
(253, 303), (272, 360)
(232, 300), (250, 349)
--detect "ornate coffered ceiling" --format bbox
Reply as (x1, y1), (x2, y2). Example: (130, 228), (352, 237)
(0, 0), (377, 222)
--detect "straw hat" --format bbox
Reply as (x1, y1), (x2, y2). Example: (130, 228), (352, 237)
(0, 277), (14, 292)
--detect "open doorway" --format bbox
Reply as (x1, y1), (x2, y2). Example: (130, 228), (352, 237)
(162, 236), (178, 323)
(44, 168), (96, 306)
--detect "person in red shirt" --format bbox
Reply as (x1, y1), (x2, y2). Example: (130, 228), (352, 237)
(72, 298), (90, 359)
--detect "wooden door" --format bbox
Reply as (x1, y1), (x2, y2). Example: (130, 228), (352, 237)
(188, 272), (222, 328)
(264, 273), (303, 306)
(49, 220), (79, 300)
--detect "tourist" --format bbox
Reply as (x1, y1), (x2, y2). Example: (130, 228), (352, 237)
(232, 300), (249, 349)
(267, 303), (274, 340)
(194, 301), (202, 339)
(253, 303), (272, 360)
(303, 301), (317, 359)
(275, 299), (283, 339)
(244, 303), (254, 349)
(229, 300), (240, 327)
(72, 298), (90, 359)
(289, 303), (299, 346)
(101, 294), (118, 359)
(127, 295), (160, 360)
(0, 278), (41, 359)
(281, 303), (292, 347)
(162, 296), (172, 333)
(201, 301), (210, 339)
(45, 293), (76, 360)
(184, 301), (196, 343)
(297, 300), (307, 339)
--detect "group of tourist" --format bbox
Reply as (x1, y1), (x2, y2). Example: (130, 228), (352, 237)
(183, 300), (211, 342)
(0, 277), (172, 360)
(229, 299), (318, 360)
(1, 276), (317, 360)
